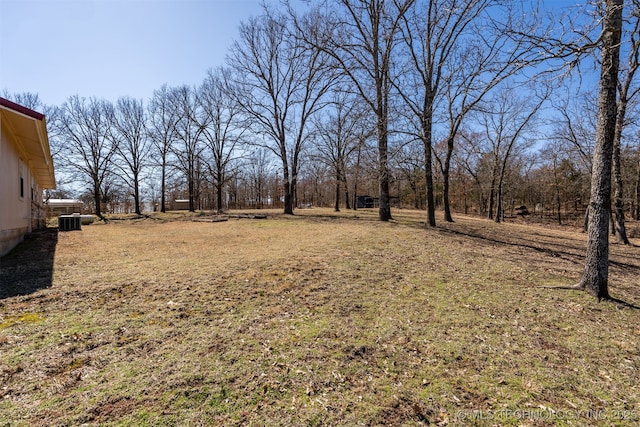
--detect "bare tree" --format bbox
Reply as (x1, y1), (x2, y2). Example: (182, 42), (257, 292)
(148, 84), (180, 213)
(311, 90), (373, 211)
(636, 136), (640, 219)
(538, 142), (587, 225)
(611, 0), (640, 244)
(550, 88), (598, 174)
(391, 139), (425, 209)
(229, 6), (335, 215)
(457, 131), (490, 215)
(296, 0), (415, 221)
(111, 97), (150, 215)
(437, 28), (533, 223)
(197, 68), (245, 213)
(548, 88), (599, 231)
(1, 90), (42, 110)
(243, 148), (276, 209)
(504, 0), (627, 299)
(172, 85), (205, 212)
(577, 0), (623, 300)
(55, 96), (116, 218)
(394, 0), (530, 225)
(469, 87), (544, 222)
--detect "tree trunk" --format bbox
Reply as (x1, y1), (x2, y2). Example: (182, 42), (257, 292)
(292, 177), (298, 210)
(187, 158), (196, 212)
(216, 180), (224, 214)
(443, 137), (455, 222)
(343, 174), (351, 210)
(93, 182), (102, 218)
(495, 179), (503, 224)
(188, 178), (195, 212)
(610, 210), (616, 235)
(423, 113), (436, 226)
(612, 106), (630, 244)
(280, 139), (294, 215)
(134, 175), (141, 215)
(578, 0), (622, 300)
(556, 187), (562, 225)
(335, 173), (341, 212)
(161, 157), (167, 213)
(283, 180), (294, 215)
(463, 186), (468, 215)
(411, 181), (419, 209)
(424, 140), (435, 226)
(487, 185), (496, 220)
(443, 167), (453, 222)
(553, 165), (562, 225)
(635, 157), (640, 220)
(352, 144), (361, 211)
(283, 182), (293, 214)
(378, 117), (392, 221)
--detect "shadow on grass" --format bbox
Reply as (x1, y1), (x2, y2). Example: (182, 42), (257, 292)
(0, 228), (58, 299)
(437, 224), (640, 309)
(606, 297), (640, 309)
(437, 224), (640, 272)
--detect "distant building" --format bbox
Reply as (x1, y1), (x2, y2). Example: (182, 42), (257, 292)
(356, 196), (375, 209)
(171, 199), (191, 210)
(47, 199), (84, 216)
(0, 97), (56, 256)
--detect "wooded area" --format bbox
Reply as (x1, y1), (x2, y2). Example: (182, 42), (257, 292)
(3, 0), (639, 300)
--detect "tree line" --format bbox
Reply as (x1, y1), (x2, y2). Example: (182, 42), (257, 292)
(4, 0), (639, 300)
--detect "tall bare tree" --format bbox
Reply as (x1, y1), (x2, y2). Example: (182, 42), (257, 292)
(505, 0), (626, 299)
(611, 0), (640, 244)
(470, 86), (544, 222)
(550, 88), (597, 174)
(244, 148), (276, 209)
(578, 0), (624, 300)
(197, 68), (245, 213)
(636, 133), (640, 220)
(172, 85), (205, 212)
(311, 90), (373, 211)
(148, 84), (180, 213)
(111, 97), (150, 215)
(394, 0), (501, 225)
(229, 6), (335, 215)
(391, 139), (425, 209)
(55, 96), (116, 218)
(297, 0), (415, 221)
(456, 131), (489, 215)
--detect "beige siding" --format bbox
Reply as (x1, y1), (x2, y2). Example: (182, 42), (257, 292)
(1, 125), (34, 256)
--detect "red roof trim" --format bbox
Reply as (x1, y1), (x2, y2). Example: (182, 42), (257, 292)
(0, 96), (45, 121)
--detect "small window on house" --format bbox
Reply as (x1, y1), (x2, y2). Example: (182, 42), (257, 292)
(19, 159), (24, 199)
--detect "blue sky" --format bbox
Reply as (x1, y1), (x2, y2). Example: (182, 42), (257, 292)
(0, 0), (265, 106)
(1, 0), (596, 109)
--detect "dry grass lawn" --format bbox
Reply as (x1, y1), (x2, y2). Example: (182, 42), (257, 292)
(1, 208), (639, 426)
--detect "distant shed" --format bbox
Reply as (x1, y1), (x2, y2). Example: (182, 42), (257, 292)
(47, 199), (84, 216)
(171, 199), (190, 210)
(356, 196), (375, 209)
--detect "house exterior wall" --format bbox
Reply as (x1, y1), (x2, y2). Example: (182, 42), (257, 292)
(0, 123), (43, 256)
(0, 97), (55, 257)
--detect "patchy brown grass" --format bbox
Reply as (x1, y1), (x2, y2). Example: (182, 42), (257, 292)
(1, 208), (639, 426)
